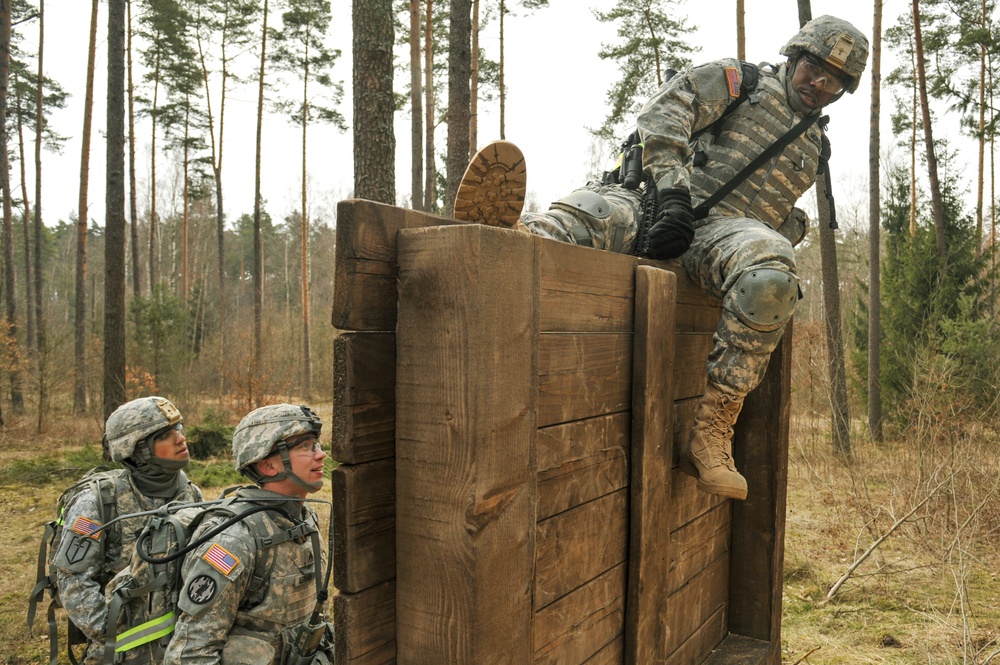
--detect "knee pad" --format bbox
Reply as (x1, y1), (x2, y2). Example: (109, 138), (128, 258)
(550, 189), (631, 251)
(728, 267), (799, 329)
(551, 189), (612, 219)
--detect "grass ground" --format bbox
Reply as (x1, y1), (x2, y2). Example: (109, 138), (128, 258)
(1, 404), (998, 663)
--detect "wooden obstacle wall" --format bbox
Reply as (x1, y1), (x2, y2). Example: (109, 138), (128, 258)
(330, 199), (790, 665)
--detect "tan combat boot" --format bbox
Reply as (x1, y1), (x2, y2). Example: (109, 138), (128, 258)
(680, 382), (749, 501)
(454, 140), (527, 228)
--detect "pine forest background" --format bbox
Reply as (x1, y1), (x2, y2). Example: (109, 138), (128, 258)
(4, 0), (1000, 661)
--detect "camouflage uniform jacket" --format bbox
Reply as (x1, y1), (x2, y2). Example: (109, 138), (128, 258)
(637, 58), (824, 233)
(163, 488), (324, 665)
(52, 470), (202, 652)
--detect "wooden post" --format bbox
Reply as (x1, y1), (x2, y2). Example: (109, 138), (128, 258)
(626, 266), (677, 663)
(727, 322), (793, 664)
(395, 224), (539, 664)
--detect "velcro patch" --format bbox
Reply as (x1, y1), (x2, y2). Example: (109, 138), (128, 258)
(725, 66), (741, 98)
(202, 543), (239, 575)
(187, 574), (218, 605)
(154, 397), (181, 423)
(70, 515), (103, 539)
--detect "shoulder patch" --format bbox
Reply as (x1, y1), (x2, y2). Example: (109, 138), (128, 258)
(202, 543), (240, 575)
(186, 574), (218, 605)
(70, 515), (103, 539)
(725, 67), (741, 98)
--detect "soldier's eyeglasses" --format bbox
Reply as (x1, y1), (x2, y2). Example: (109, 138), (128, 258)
(283, 434), (323, 453)
(153, 423), (183, 441)
(799, 55), (847, 95)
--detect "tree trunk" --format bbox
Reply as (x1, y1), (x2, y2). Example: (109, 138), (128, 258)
(445, 0), (472, 214)
(127, 0), (141, 297)
(975, 0), (986, 256)
(868, 0), (883, 441)
(736, 0), (745, 61)
(33, 0), (45, 424)
(500, 0), (505, 139)
(105, 0), (128, 421)
(15, 83), (34, 353)
(300, 43), (311, 400)
(0, 0), (18, 419)
(469, 0), (479, 158)
(252, 0), (269, 406)
(75, 0), (99, 414)
(796, 0), (849, 456)
(424, 0), (435, 210)
(182, 100), (190, 302)
(149, 65), (160, 292)
(353, 0), (396, 203)
(912, 0), (947, 260)
(409, 0), (423, 210)
(909, 44), (917, 238)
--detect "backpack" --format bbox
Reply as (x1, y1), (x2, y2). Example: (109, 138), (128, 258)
(102, 489), (326, 665)
(28, 467), (128, 665)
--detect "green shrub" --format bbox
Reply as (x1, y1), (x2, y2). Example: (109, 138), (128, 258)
(0, 444), (113, 486)
(187, 407), (235, 460)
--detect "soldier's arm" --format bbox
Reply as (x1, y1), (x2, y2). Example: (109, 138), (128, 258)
(52, 490), (109, 641)
(162, 520), (258, 665)
(636, 58), (746, 193)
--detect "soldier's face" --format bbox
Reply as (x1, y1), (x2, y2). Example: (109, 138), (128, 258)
(789, 55), (847, 108)
(282, 434), (328, 492)
(152, 424), (189, 462)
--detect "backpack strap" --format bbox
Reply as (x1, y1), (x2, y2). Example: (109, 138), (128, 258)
(692, 61), (760, 165)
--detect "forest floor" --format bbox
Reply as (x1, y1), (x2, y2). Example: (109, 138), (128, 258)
(1, 405), (998, 663)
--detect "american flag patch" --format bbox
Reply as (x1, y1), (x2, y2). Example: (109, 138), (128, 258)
(725, 66), (741, 98)
(70, 515), (103, 539)
(202, 543), (239, 575)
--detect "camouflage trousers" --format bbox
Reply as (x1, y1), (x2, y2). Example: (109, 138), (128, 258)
(521, 182), (798, 395)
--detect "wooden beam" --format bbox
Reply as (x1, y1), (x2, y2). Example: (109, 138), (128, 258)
(625, 265), (677, 664)
(395, 224), (539, 663)
(332, 460), (395, 593)
(728, 322), (793, 665)
(333, 333), (396, 464)
(333, 581), (396, 664)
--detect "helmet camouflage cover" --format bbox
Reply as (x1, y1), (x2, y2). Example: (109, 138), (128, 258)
(780, 15), (869, 93)
(232, 403), (323, 473)
(105, 396), (183, 462)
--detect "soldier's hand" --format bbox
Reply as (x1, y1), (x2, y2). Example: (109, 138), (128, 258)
(646, 188), (694, 260)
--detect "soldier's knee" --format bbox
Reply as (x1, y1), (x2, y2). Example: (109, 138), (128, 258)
(725, 267), (799, 330)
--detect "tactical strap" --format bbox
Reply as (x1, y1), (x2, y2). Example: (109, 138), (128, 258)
(693, 114), (826, 220)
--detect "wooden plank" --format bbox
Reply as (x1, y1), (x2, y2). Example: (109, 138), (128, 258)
(533, 563), (626, 664)
(333, 333), (395, 464)
(537, 333), (632, 427)
(669, 467), (728, 532)
(701, 633), (772, 665)
(332, 460), (395, 593)
(333, 199), (459, 331)
(582, 635), (625, 665)
(668, 503), (731, 596)
(538, 239), (637, 333)
(395, 224), (538, 664)
(666, 605), (727, 665)
(535, 489), (628, 610)
(626, 265), (677, 665)
(536, 414), (629, 520)
(333, 581), (396, 665)
(728, 323), (792, 664)
(664, 553), (730, 655)
(673, 333), (713, 401)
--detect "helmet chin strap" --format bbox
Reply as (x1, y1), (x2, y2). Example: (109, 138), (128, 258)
(259, 443), (323, 493)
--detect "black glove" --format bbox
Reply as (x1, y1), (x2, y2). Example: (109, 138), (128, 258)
(645, 188), (694, 260)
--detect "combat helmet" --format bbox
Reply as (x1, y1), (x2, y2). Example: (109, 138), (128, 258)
(232, 403), (323, 491)
(104, 396), (183, 463)
(780, 15), (869, 93)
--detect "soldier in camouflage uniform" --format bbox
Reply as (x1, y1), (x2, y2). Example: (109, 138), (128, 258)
(454, 16), (869, 501)
(163, 404), (330, 665)
(53, 396), (203, 664)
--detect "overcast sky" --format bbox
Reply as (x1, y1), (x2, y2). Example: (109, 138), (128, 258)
(25, 0), (954, 232)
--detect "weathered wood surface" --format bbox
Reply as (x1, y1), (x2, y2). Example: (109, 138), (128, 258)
(395, 225), (538, 664)
(333, 581), (396, 664)
(332, 459), (395, 593)
(331, 199), (788, 665)
(625, 266), (676, 664)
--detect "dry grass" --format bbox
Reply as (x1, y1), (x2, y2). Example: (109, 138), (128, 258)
(781, 412), (1000, 664)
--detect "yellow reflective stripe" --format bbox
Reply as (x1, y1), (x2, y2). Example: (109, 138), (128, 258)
(115, 611), (177, 652)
